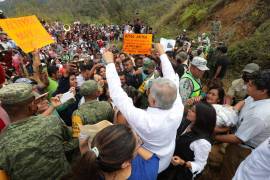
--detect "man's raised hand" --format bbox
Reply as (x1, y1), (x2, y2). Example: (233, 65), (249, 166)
(102, 51), (114, 64)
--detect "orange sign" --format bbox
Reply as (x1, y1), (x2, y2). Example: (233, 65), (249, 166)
(0, 15), (55, 53)
(123, 34), (152, 55)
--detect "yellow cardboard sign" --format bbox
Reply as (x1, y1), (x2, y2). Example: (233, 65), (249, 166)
(123, 34), (152, 55)
(0, 15), (55, 53)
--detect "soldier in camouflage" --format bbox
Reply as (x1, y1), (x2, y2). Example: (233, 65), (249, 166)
(72, 80), (114, 137)
(0, 83), (78, 180)
(211, 16), (222, 41)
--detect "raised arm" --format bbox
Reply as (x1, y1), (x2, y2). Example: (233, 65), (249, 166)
(103, 51), (149, 133)
(155, 44), (176, 82)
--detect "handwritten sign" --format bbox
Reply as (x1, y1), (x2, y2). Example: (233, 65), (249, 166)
(123, 34), (152, 55)
(0, 15), (55, 53)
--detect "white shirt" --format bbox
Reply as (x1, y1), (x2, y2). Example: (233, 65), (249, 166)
(233, 137), (270, 180)
(182, 127), (211, 175)
(76, 74), (85, 87)
(190, 139), (211, 175)
(235, 97), (270, 148)
(106, 54), (184, 172)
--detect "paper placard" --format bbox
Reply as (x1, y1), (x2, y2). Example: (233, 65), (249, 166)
(0, 15), (55, 53)
(123, 34), (152, 55)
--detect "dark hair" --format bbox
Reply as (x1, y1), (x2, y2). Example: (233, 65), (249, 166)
(206, 78), (223, 90)
(191, 102), (216, 137)
(122, 57), (132, 64)
(80, 64), (92, 72)
(250, 70), (270, 96)
(96, 66), (105, 75)
(63, 125), (136, 180)
(208, 87), (225, 104)
(217, 46), (227, 54)
(47, 65), (59, 77)
(118, 72), (125, 76)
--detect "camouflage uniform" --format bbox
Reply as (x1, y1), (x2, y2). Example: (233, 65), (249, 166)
(0, 83), (78, 180)
(72, 80), (114, 137)
(72, 100), (114, 137)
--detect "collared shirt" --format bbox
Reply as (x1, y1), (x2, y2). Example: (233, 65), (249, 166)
(106, 54), (184, 172)
(233, 137), (270, 180)
(235, 96), (270, 148)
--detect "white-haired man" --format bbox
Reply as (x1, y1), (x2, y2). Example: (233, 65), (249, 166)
(103, 44), (184, 173)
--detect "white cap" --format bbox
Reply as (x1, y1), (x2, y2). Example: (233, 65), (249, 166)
(191, 56), (209, 71)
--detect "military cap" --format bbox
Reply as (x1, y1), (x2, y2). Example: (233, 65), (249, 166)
(80, 80), (98, 96)
(0, 83), (34, 105)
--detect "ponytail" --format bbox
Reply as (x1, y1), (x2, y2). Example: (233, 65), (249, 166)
(61, 151), (102, 180)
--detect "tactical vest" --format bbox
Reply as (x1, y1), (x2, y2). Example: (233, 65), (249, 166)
(181, 72), (202, 98)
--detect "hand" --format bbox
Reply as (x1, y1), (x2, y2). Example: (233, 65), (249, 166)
(171, 156), (185, 166)
(69, 87), (76, 95)
(185, 98), (194, 106)
(32, 49), (39, 57)
(103, 51), (114, 64)
(50, 97), (62, 108)
(93, 63), (103, 69)
(193, 96), (202, 104)
(154, 43), (165, 56)
(133, 69), (142, 75)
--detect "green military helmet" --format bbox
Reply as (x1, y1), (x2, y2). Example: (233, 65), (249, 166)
(0, 83), (34, 105)
(80, 80), (98, 96)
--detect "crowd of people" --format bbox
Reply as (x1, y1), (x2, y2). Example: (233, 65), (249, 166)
(0, 16), (270, 180)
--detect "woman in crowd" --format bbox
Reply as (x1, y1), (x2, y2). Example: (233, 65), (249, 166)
(94, 65), (108, 100)
(53, 72), (82, 126)
(205, 87), (225, 105)
(63, 124), (159, 180)
(159, 102), (216, 180)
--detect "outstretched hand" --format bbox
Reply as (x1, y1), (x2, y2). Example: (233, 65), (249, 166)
(103, 51), (114, 64)
(50, 97), (62, 108)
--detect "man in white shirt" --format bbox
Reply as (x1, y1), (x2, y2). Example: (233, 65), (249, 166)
(215, 70), (270, 148)
(104, 44), (184, 173)
(233, 137), (270, 180)
(215, 69), (270, 179)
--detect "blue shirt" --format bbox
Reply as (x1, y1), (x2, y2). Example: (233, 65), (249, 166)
(129, 154), (159, 180)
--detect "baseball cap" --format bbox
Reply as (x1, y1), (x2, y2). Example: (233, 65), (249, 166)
(79, 120), (113, 141)
(0, 83), (34, 105)
(242, 63), (260, 73)
(191, 56), (209, 71)
(142, 58), (155, 71)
